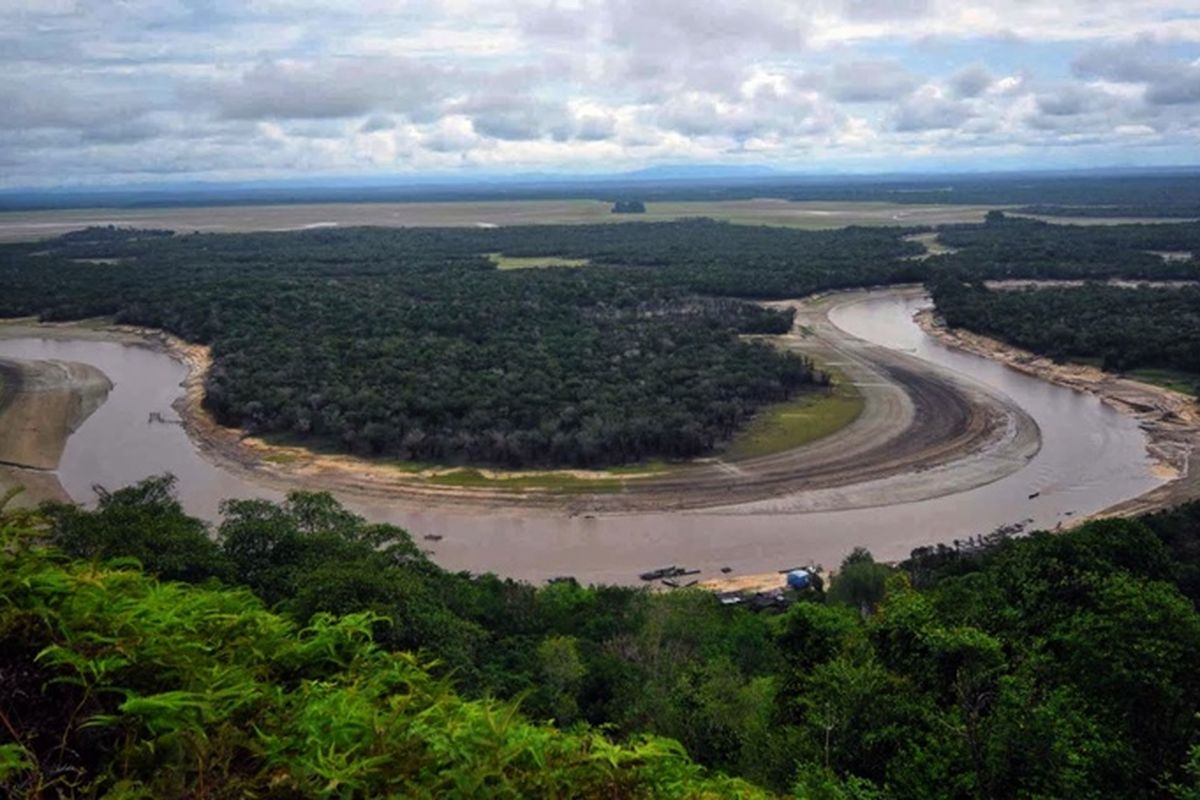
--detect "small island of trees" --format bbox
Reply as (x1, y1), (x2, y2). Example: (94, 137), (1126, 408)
(611, 200), (646, 214)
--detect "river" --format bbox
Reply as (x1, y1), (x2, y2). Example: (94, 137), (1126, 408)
(0, 290), (1163, 584)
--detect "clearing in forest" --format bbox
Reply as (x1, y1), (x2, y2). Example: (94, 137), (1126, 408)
(486, 253), (591, 270)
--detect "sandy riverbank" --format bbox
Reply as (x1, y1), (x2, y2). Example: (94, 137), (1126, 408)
(0, 466), (72, 509)
(0, 353), (112, 507)
(916, 310), (1200, 520)
(0, 357), (111, 470)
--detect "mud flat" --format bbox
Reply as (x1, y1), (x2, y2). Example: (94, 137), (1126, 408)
(0, 357), (111, 470)
(0, 354), (112, 506)
(916, 310), (1200, 520)
(0, 466), (72, 508)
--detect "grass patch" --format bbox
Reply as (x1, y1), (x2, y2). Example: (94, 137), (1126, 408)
(260, 432), (347, 456)
(487, 253), (591, 270)
(1127, 367), (1200, 397)
(725, 381), (864, 461)
(605, 460), (673, 475)
(428, 469), (623, 493)
(261, 452), (303, 465)
(385, 460), (441, 473)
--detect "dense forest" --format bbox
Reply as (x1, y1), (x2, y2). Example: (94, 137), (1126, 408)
(925, 215), (1200, 383)
(930, 278), (1200, 378)
(7, 479), (1200, 797)
(2, 223), (881, 467)
(935, 213), (1200, 281)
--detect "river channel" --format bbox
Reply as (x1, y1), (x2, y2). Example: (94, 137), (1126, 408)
(0, 289), (1163, 584)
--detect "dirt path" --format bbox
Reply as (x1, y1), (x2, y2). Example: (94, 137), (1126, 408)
(916, 310), (1200, 521)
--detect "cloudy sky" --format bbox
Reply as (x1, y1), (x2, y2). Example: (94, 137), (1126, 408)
(2, 0), (1199, 187)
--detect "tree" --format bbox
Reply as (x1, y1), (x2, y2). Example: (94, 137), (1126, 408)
(41, 475), (229, 583)
(827, 548), (892, 616)
(534, 635), (587, 724)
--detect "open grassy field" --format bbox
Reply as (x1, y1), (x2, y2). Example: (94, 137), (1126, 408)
(637, 200), (999, 228)
(724, 380), (865, 461)
(486, 252), (590, 270)
(0, 199), (1003, 242)
(1127, 367), (1200, 397)
(903, 231), (959, 259)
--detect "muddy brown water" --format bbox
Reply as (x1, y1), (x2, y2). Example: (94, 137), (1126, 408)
(0, 291), (1163, 584)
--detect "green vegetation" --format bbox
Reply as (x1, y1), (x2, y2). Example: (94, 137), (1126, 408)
(0, 502), (765, 798)
(10, 476), (1200, 797)
(3, 223), (860, 468)
(427, 468), (623, 493)
(1016, 205), (1200, 219)
(935, 212), (1200, 281)
(725, 381), (863, 460)
(930, 279), (1200, 379)
(4, 214), (1200, 474)
(605, 459), (672, 475)
(925, 213), (1200, 386)
(1128, 367), (1200, 397)
(486, 252), (591, 270)
(612, 200), (647, 214)
(261, 451), (304, 464)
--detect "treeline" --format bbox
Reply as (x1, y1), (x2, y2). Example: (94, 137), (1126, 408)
(8, 477), (1200, 797)
(930, 277), (1200, 377)
(465, 219), (926, 297)
(781, 173), (1200, 213)
(1017, 205), (1200, 218)
(934, 212), (1200, 281)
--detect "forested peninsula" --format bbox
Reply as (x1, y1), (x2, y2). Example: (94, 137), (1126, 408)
(931, 280), (1200, 383)
(0, 222), (922, 468)
(927, 214), (1200, 390)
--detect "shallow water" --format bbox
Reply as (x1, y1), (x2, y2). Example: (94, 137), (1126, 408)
(0, 291), (1163, 584)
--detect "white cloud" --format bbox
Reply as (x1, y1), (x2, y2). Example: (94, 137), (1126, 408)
(825, 59), (920, 102)
(948, 64), (993, 98)
(0, 0), (1198, 186)
(1073, 39), (1200, 105)
(891, 86), (973, 131)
